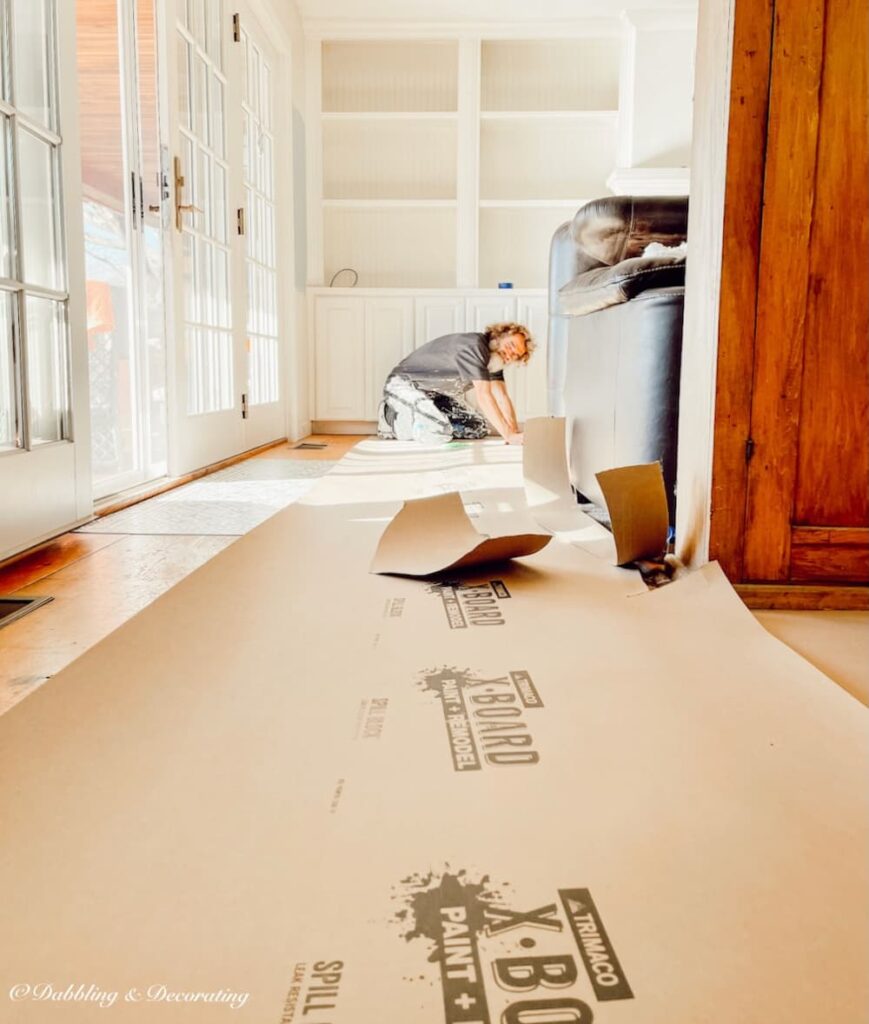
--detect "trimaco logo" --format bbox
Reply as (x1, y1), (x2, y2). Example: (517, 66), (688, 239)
(418, 667), (543, 771)
(394, 871), (633, 1024)
(427, 580), (511, 629)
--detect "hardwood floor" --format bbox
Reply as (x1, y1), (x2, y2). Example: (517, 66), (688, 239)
(0, 436), (362, 717)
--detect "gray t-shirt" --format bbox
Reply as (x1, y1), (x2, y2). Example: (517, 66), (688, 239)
(391, 333), (504, 393)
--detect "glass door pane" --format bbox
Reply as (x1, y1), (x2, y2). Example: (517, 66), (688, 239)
(18, 126), (62, 291)
(11, 0), (57, 131)
(0, 291), (17, 449)
(24, 294), (67, 443)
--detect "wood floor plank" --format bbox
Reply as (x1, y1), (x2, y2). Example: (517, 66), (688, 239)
(0, 534), (123, 593)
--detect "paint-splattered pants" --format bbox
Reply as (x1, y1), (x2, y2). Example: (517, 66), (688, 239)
(377, 374), (489, 442)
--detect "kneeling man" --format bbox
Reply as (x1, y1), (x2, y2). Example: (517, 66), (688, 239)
(377, 322), (533, 445)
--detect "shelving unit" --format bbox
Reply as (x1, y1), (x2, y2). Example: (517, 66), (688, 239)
(477, 38), (619, 289)
(307, 28), (624, 425)
(318, 39), (460, 289)
(479, 38), (620, 112)
(313, 33), (621, 290)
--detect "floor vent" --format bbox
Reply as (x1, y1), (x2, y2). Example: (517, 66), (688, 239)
(0, 595), (53, 630)
(294, 443), (329, 450)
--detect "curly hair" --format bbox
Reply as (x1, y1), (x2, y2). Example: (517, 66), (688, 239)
(484, 322), (536, 364)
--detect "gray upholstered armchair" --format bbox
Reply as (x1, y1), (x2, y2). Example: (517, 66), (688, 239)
(548, 195), (689, 522)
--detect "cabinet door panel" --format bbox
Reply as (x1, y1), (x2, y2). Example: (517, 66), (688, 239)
(414, 298), (466, 347)
(465, 296), (516, 333)
(517, 296), (549, 420)
(314, 298), (365, 419)
(365, 299), (414, 418)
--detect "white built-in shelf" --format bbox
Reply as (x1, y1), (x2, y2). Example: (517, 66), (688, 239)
(479, 206), (578, 290)
(322, 40), (459, 113)
(480, 38), (620, 112)
(316, 34), (619, 289)
(322, 111), (459, 121)
(479, 199), (590, 209)
(480, 117), (616, 202)
(323, 199), (458, 208)
(479, 110), (618, 121)
(323, 116), (457, 201)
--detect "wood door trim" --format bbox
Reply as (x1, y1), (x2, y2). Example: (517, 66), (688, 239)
(708, 0), (775, 580)
(735, 583), (869, 610)
(791, 526), (869, 546)
(790, 526), (869, 583)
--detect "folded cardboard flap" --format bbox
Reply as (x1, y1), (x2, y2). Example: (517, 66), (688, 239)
(595, 462), (670, 566)
(370, 491), (551, 577)
(522, 416), (583, 533)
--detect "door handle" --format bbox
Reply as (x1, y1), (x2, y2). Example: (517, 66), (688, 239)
(173, 155), (203, 231)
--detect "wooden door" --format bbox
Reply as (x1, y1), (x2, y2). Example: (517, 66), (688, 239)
(714, 0), (869, 588)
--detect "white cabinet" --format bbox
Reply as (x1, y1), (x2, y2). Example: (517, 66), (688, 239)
(315, 295), (413, 421)
(516, 295), (549, 421)
(315, 297), (366, 419)
(464, 293), (550, 424)
(312, 290), (550, 427)
(414, 297), (466, 346)
(465, 294), (516, 332)
(364, 298), (414, 418)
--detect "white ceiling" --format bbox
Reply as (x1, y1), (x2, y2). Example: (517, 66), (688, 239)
(298, 0), (696, 23)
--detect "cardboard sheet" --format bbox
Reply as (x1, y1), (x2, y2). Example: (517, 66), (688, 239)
(370, 490), (551, 576)
(0, 439), (866, 1023)
(596, 462), (670, 565)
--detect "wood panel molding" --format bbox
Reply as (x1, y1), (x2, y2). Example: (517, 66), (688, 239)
(790, 526), (869, 583)
(735, 583), (869, 610)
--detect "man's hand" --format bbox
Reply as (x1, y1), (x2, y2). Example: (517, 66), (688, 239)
(473, 380), (522, 441)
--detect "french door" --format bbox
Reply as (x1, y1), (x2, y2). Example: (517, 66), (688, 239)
(167, 0), (284, 475)
(0, 0), (90, 559)
(77, 0), (168, 499)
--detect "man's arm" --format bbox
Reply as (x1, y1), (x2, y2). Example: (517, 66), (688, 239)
(490, 379), (520, 434)
(472, 380), (523, 444)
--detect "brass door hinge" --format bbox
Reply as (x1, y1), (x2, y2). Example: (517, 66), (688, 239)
(237, 207), (245, 235)
(232, 13), (241, 41)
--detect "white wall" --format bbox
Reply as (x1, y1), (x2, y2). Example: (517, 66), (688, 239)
(610, 6), (698, 194)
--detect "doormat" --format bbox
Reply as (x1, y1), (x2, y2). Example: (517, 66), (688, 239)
(0, 595), (52, 630)
(77, 459), (339, 536)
